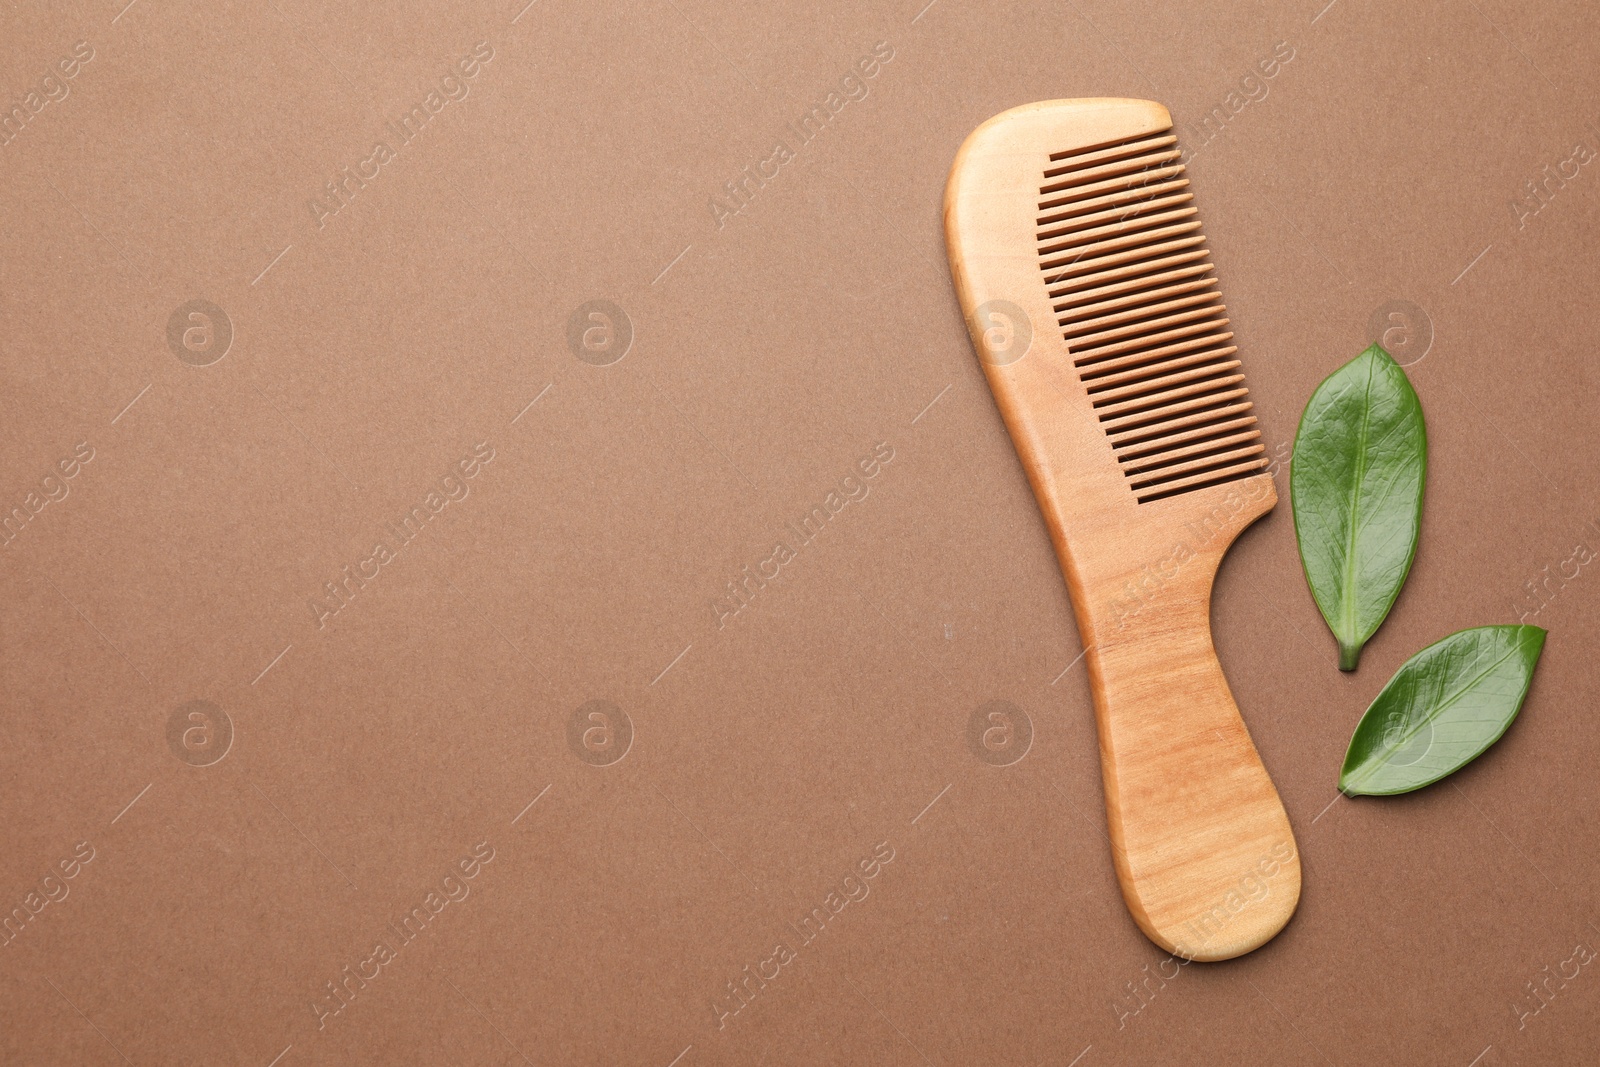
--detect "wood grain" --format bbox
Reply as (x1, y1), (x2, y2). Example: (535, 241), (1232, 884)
(945, 99), (1300, 961)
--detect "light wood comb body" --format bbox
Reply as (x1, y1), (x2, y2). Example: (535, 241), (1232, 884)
(945, 99), (1299, 961)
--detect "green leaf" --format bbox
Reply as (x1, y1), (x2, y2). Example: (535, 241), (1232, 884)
(1339, 625), (1546, 795)
(1291, 344), (1427, 670)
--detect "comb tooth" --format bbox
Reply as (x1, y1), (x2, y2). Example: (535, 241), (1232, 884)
(1038, 205), (1198, 258)
(1038, 124), (1263, 503)
(1070, 317), (1231, 363)
(1040, 222), (1202, 272)
(1100, 384), (1251, 435)
(1043, 252), (1203, 299)
(1038, 192), (1194, 243)
(1083, 346), (1238, 388)
(1042, 235), (1208, 285)
(1108, 400), (1256, 448)
(1114, 414), (1259, 460)
(1132, 456), (1270, 502)
(1065, 304), (1224, 351)
(1074, 337), (1236, 376)
(1091, 360), (1243, 406)
(1039, 163), (1185, 212)
(1040, 148), (1182, 195)
(1096, 374), (1247, 421)
(1044, 132), (1177, 175)
(1050, 263), (1214, 310)
(1038, 177), (1192, 230)
(1062, 287), (1219, 338)
(1120, 428), (1263, 473)
(1128, 444), (1267, 488)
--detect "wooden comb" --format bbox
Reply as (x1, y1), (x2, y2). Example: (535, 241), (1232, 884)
(944, 99), (1299, 961)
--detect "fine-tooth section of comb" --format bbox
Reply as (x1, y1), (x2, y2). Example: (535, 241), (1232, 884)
(1036, 128), (1267, 503)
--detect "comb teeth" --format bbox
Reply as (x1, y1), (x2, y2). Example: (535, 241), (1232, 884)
(1036, 128), (1266, 503)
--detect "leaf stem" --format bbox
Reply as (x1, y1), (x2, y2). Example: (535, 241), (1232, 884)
(1338, 640), (1361, 671)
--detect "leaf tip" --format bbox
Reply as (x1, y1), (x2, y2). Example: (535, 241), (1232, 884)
(1519, 624), (1548, 666)
(1336, 765), (1372, 796)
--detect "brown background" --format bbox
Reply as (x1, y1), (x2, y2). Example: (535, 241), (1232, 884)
(2, 0), (1598, 1064)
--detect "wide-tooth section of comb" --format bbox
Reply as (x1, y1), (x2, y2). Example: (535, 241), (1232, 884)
(1036, 129), (1267, 503)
